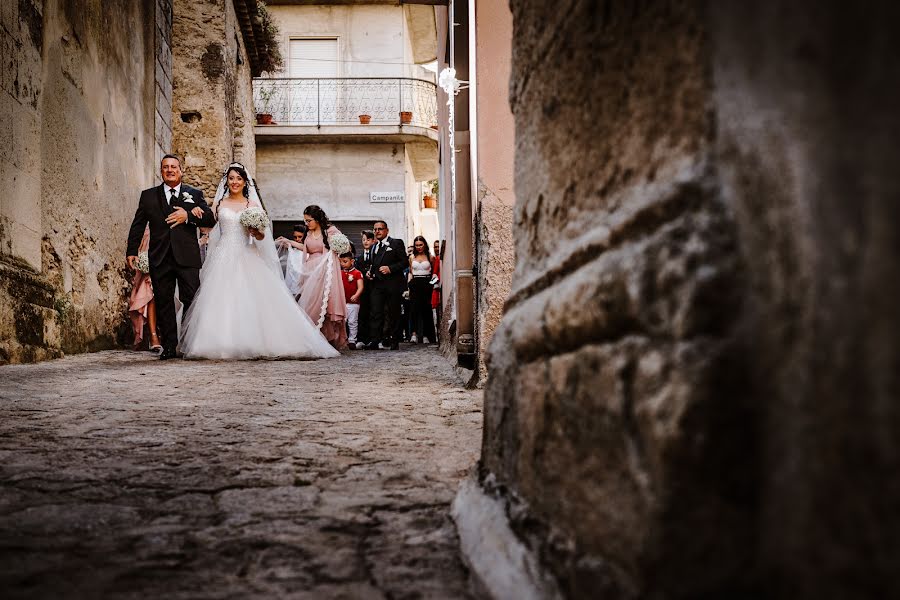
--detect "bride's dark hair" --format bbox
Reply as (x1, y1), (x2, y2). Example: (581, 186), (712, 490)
(215, 163), (251, 219)
(303, 204), (331, 249)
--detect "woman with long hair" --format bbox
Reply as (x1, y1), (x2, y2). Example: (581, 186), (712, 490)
(295, 204), (348, 350)
(407, 235), (436, 344)
(178, 163), (338, 360)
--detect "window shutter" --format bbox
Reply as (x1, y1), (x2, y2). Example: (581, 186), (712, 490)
(289, 39), (338, 78)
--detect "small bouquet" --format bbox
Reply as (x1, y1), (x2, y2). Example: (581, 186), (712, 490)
(239, 206), (269, 232)
(329, 232), (351, 255)
(135, 251), (150, 274)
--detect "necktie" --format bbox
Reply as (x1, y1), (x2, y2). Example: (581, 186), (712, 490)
(169, 188), (177, 206)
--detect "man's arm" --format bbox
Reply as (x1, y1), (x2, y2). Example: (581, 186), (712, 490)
(185, 188), (215, 227)
(385, 239), (408, 274)
(126, 195), (148, 258)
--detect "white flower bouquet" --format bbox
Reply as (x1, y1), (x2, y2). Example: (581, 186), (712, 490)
(136, 251), (150, 274)
(329, 232), (351, 254)
(239, 206), (269, 232)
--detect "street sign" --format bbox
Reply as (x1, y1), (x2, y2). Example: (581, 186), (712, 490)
(370, 192), (405, 203)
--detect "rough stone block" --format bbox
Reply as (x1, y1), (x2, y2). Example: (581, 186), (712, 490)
(0, 29), (15, 97)
(155, 109), (172, 152)
(0, 0), (16, 37)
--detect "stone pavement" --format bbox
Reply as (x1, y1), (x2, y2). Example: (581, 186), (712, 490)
(0, 346), (483, 599)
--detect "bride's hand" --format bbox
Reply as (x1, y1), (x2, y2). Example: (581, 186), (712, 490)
(248, 226), (265, 241)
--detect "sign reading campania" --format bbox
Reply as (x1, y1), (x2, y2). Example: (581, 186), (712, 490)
(370, 192), (405, 203)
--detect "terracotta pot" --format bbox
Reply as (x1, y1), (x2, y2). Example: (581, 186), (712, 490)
(358, 114), (372, 124)
(423, 195), (437, 209)
(399, 111), (413, 125)
(256, 113), (274, 125)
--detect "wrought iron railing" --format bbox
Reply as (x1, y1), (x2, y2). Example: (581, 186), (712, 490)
(253, 77), (438, 128)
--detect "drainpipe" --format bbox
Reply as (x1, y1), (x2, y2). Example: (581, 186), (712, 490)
(449, 0), (475, 368)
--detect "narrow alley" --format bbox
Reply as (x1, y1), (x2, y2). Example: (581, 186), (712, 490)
(0, 347), (482, 599)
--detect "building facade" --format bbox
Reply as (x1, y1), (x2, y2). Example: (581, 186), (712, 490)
(254, 1), (440, 245)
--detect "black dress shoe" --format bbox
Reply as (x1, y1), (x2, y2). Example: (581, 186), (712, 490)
(159, 349), (177, 360)
(390, 342), (399, 351)
(363, 341), (379, 350)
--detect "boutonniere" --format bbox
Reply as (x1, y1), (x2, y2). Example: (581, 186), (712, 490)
(181, 192), (195, 203)
(385, 247), (393, 251)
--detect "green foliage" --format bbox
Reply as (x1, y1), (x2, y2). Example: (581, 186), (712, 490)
(255, 1), (284, 76)
(257, 82), (277, 113)
(54, 293), (72, 321)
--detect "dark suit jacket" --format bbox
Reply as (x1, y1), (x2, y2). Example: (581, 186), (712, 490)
(355, 248), (374, 275)
(126, 184), (215, 269)
(369, 236), (407, 289)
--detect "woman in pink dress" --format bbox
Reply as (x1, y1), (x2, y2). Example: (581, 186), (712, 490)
(296, 205), (348, 350)
(128, 226), (162, 352)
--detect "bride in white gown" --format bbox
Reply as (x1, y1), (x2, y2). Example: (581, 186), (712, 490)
(180, 163), (339, 360)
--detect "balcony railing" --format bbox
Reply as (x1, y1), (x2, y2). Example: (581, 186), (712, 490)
(253, 77), (438, 129)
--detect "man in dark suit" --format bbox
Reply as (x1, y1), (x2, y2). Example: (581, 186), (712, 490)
(354, 230), (376, 348)
(365, 220), (407, 350)
(126, 154), (216, 359)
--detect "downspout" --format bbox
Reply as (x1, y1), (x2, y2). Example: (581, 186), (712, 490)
(449, 0), (475, 368)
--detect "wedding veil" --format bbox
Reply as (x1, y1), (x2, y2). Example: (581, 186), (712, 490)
(205, 162), (283, 280)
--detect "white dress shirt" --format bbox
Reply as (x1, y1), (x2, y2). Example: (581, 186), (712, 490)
(165, 183), (182, 205)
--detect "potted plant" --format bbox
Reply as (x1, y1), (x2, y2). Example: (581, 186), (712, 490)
(256, 84), (277, 125)
(359, 114), (372, 124)
(423, 179), (438, 209)
(399, 111), (413, 125)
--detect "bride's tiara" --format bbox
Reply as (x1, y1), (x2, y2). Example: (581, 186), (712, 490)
(223, 162), (246, 174)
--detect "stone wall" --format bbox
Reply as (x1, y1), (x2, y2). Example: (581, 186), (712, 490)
(709, 2), (900, 596)
(470, 1), (900, 598)
(0, 0), (164, 364)
(172, 0), (256, 197)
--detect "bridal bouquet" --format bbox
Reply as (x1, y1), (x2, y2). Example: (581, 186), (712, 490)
(135, 251), (150, 274)
(239, 206), (269, 231)
(329, 232), (351, 255)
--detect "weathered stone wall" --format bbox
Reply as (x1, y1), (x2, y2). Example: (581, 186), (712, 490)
(475, 0), (900, 598)
(0, 0), (164, 363)
(710, 2), (900, 596)
(483, 1), (745, 596)
(172, 0), (256, 197)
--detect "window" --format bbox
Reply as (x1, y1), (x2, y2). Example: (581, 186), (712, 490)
(289, 38), (338, 78)
(287, 38), (339, 124)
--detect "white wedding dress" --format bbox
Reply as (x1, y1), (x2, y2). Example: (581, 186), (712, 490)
(179, 206), (339, 360)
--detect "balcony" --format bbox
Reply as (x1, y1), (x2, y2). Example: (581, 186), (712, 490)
(253, 77), (439, 145)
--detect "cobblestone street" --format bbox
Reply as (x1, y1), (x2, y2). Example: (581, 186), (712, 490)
(0, 346), (483, 599)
